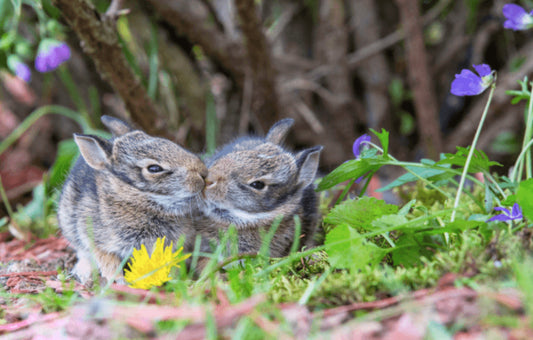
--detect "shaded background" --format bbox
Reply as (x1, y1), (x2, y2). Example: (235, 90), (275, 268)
(1, 0), (532, 212)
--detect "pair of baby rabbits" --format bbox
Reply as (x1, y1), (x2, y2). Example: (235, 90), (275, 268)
(57, 115), (322, 283)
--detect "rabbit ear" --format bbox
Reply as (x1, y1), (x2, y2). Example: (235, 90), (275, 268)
(101, 115), (134, 137)
(266, 118), (294, 145)
(296, 146), (323, 187)
(74, 133), (113, 170)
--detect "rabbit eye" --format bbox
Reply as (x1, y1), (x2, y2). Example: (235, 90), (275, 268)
(147, 164), (164, 173)
(249, 181), (265, 190)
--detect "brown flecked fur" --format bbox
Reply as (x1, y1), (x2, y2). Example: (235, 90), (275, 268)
(195, 118), (322, 257)
(57, 116), (207, 283)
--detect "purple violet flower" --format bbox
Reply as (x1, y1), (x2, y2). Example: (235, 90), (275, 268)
(503, 4), (533, 31)
(450, 64), (494, 96)
(7, 55), (31, 82)
(353, 134), (371, 159)
(35, 39), (71, 73)
(487, 203), (523, 222)
(352, 134), (371, 183)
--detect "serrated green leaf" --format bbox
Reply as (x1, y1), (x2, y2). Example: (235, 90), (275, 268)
(517, 179), (533, 221)
(324, 196), (398, 231)
(391, 236), (424, 267)
(501, 194), (517, 206)
(370, 128), (389, 156)
(325, 224), (388, 272)
(436, 146), (502, 173)
(371, 214), (408, 231)
(316, 157), (388, 191)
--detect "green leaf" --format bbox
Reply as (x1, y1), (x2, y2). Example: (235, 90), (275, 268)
(0, 32), (16, 50)
(41, 0), (61, 19)
(484, 178), (493, 212)
(20, 183), (45, 221)
(371, 214), (408, 231)
(317, 157), (388, 191)
(378, 162), (452, 192)
(517, 179), (533, 221)
(370, 128), (389, 156)
(325, 196), (398, 231)
(501, 194), (517, 206)
(325, 224), (387, 272)
(436, 146), (502, 173)
(398, 199), (416, 216)
(0, 216), (7, 228)
(391, 236), (424, 267)
(117, 17), (143, 81)
(506, 77), (531, 105)
(421, 219), (483, 236)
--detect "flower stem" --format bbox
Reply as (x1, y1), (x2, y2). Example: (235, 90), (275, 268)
(451, 83), (496, 222)
(526, 83), (533, 179)
(335, 177), (356, 206)
(512, 82), (533, 182)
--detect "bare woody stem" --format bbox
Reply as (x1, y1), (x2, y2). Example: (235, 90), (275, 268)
(51, 0), (164, 135)
(395, 0), (442, 159)
(235, 0), (280, 129)
(146, 0), (245, 85)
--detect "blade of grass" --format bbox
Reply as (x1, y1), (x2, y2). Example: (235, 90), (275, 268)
(512, 81), (533, 182)
(289, 215), (302, 254)
(0, 105), (89, 155)
(205, 92), (217, 156)
(57, 66), (89, 121)
(147, 20), (159, 99)
(258, 216), (282, 259)
(298, 266), (333, 305)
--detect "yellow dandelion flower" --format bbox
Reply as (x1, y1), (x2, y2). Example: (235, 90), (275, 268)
(124, 236), (191, 289)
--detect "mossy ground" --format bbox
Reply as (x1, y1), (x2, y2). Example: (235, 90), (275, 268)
(0, 185), (532, 338)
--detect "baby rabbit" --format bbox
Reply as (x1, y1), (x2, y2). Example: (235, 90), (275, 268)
(199, 118), (322, 257)
(58, 115), (207, 283)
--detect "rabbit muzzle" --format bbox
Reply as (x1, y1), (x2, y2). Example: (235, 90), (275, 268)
(186, 171), (207, 194)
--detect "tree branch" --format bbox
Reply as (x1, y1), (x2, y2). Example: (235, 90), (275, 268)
(235, 0), (280, 129)
(51, 0), (164, 135)
(350, 0), (391, 130)
(347, 0), (452, 69)
(313, 0), (357, 166)
(395, 0), (442, 158)
(147, 0), (245, 85)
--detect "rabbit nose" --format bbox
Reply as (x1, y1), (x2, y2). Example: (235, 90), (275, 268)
(200, 167), (208, 180)
(197, 172), (206, 185)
